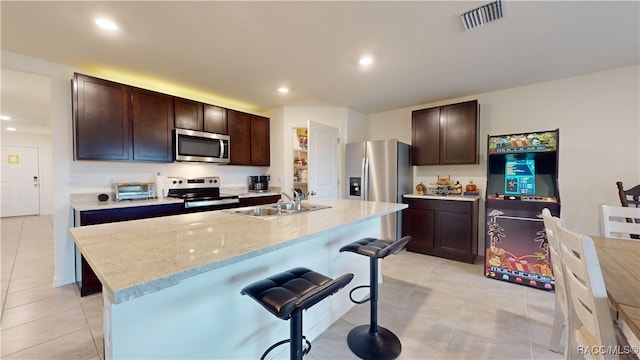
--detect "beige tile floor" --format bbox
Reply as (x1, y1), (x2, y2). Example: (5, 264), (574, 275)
(1, 215), (567, 359)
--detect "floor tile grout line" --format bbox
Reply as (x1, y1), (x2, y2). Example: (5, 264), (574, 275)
(435, 260), (477, 356)
(1, 216), (25, 322)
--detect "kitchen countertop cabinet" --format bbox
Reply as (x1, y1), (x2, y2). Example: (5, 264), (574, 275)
(238, 194), (280, 207)
(228, 109), (270, 166)
(402, 196), (478, 263)
(412, 100), (479, 165)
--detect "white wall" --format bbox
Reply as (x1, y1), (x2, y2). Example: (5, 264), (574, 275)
(367, 65), (640, 244)
(1, 132), (54, 214)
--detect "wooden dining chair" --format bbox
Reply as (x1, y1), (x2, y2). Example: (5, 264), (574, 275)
(542, 208), (570, 354)
(617, 181), (640, 208)
(554, 219), (619, 360)
(600, 204), (640, 240)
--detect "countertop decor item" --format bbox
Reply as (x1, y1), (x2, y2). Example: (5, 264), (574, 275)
(416, 182), (426, 195)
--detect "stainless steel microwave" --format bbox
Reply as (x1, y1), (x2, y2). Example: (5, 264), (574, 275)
(174, 129), (230, 164)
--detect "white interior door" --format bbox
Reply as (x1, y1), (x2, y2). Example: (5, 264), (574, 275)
(1, 146), (40, 217)
(308, 121), (338, 199)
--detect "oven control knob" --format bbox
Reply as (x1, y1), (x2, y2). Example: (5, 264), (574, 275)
(172, 180), (177, 184)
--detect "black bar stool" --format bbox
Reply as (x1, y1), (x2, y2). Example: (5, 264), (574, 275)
(339, 236), (411, 360)
(241, 267), (354, 360)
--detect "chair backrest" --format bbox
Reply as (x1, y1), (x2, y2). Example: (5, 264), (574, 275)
(600, 204), (640, 240)
(541, 208), (568, 319)
(554, 219), (618, 360)
(617, 181), (640, 208)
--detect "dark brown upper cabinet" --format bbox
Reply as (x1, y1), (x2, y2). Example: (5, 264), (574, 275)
(130, 87), (174, 162)
(203, 104), (228, 134)
(250, 115), (270, 166)
(73, 73), (130, 160)
(174, 98), (228, 135)
(73, 73), (267, 165)
(174, 97), (204, 131)
(228, 109), (270, 166)
(73, 73), (173, 162)
(412, 100), (479, 165)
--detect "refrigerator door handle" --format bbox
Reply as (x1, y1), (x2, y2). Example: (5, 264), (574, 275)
(362, 157), (369, 201)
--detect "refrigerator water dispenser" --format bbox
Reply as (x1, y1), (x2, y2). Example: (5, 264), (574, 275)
(350, 177), (361, 196)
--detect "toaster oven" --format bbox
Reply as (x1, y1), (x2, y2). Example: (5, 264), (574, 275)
(114, 182), (156, 201)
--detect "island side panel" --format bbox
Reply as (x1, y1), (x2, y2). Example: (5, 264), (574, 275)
(105, 217), (380, 359)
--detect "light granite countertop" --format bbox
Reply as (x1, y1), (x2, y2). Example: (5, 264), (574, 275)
(69, 198), (406, 304)
(403, 193), (481, 201)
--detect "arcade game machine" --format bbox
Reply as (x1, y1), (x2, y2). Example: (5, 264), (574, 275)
(484, 129), (560, 291)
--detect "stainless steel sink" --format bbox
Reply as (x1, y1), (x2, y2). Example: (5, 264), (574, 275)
(230, 203), (331, 218)
(233, 207), (281, 217)
(269, 203), (332, 212)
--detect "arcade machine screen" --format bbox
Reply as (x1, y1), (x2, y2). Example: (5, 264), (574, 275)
(505, 158), (535, 195)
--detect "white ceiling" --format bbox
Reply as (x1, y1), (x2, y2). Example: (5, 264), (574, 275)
(1, 1), (639, 134)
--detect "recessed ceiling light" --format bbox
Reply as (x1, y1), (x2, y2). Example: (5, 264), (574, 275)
(278, 86), (289, 94)
(95, 18), (118, 31)
(359, 56), (374, 66)
(0, 115), (11, 120)
(6, 127), (16, 132)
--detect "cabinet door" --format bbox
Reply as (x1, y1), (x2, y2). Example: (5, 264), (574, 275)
(73, 73), (130, 160)
(440, 100), (478, 164)
(411, 107), (440, 165)
(228, 109), (251, 165)
(239, 195), (281, 207)
(403, 208), (434, 253)
(174, 97), (203, 131)
(131, 88), (174, 162)
(250, 115), (270, 166)
(204, 104), (228, 134)
(434, 211), (472, 259)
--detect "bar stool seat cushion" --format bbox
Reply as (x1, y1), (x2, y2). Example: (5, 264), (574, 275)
(241, 267), (353, 320)
(340, 237), (411, 259)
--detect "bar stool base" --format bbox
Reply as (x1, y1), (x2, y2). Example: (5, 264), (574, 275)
(346, 325), (401, 360)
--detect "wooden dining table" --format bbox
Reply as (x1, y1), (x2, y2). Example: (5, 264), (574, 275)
(591, 235), (640, 349)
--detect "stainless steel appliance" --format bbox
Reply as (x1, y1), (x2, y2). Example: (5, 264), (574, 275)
(345, 139), (412, 240)
(166, 176), (239, 208)
(114, 182), (156, 201)
(248, 175), (270, 192)
(174, 129), (230, 164)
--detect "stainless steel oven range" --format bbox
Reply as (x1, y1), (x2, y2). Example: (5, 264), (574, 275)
(166, 176), (239, 209)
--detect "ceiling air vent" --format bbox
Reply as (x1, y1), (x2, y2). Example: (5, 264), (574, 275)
(461, 0), (505, 31)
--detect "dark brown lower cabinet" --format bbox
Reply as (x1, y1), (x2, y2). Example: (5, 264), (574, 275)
(402, 197), (479, 263)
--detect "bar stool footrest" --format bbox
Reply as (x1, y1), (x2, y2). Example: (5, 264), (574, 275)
(347, 325), (401, 360)
(348, 285), (371, 304)
(260, 337), (311, 360)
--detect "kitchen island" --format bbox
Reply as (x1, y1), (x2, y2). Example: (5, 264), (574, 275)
(69, 198), (406, 359)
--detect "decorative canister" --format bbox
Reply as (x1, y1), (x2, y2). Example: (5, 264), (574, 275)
(416, 182), (426, 195)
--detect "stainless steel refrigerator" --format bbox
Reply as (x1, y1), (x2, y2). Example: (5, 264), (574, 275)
(345, 139), (412, 240)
